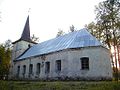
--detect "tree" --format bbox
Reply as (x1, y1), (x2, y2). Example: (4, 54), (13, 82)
(56, 29), (65, 37)
(0, 40), (12, 80)
(69, 25), (75, 32)
(85, 22), (103, 42)
(86, 0), (120, 80)
(4, 39), (12, 49)
(31, 34), (39, 43)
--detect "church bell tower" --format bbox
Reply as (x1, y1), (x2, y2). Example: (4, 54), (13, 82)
(12, 16), (36, 61)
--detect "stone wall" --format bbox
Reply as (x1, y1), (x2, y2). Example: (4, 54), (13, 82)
(10, 46), (112, 80)
(12, 40), (35, 60)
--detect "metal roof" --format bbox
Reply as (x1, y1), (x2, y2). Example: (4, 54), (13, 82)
(12, 16), (37, 44)
(17, 28), (102, 60)
(20, 16), (31, 42)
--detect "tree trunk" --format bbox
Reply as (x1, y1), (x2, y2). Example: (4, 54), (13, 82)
(113, 31), (118, 81)
(117, 45), (120, 69)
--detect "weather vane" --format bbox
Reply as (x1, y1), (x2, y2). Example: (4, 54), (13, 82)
(28, 8), (31, 15)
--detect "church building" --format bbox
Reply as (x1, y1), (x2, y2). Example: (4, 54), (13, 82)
(9, 16), (112, 80)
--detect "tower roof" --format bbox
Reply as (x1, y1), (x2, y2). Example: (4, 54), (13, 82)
(20, 16), (31, 42)
(12, 16), (36, 44)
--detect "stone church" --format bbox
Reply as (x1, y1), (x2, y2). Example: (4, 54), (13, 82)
(9, 16), (112, 80)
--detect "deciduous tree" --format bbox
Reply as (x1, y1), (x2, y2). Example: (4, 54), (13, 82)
(56, 29), (65, 37)
(69, 25), (75, 32)
(0, 40), (12, 80)
(86, 0), (120, 80)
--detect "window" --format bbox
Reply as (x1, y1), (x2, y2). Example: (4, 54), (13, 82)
(45, 62), (50, 73)
(23, 65), (26, 74)
(29, 64), (33, 74)
(36, 63), (41, 74)
(28, 44), (31, 48)
(81, 57), (89, 70)
(17, 66), (20, 75)
(56, 60), (61, 72)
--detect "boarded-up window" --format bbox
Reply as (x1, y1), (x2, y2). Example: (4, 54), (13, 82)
(36, 63), (41, 74)
(81, 57), (89, 70)
(29, 64), (33, 74)
(56, 60), (61, 72)
(23, 65), (26, 74)
(45, 62), (50, 73)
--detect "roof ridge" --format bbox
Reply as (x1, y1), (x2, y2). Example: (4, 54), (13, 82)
(65, 31), (78, 48)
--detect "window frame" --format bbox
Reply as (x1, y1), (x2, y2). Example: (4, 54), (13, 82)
(29, 64), (33, 74)
(17, 66), (20, 75)
(36, 63), (41, 74)
(80, 57), (89, 70)
(45, 61), (50, 74)
(56, 60), (61, 72)
(23, 65), (26, 74)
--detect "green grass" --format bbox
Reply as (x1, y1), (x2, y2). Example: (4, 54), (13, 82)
(0, 80), (120, 90)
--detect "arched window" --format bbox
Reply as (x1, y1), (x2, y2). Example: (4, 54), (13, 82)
(17, 66), (20, 75)
(45, 62), (50, 74)
(23, 65), (26, 74)
(36, 63), (41, 74)
(80, 57), (89, 70)
(29, 64), (33, 74)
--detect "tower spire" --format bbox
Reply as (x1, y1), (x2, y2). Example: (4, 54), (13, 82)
(20, 16), (31, 42)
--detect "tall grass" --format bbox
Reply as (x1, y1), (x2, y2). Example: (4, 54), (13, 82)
(0, 80), (120, 90)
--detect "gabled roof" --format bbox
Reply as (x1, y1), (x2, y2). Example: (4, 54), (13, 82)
(17, 28), (102, 60)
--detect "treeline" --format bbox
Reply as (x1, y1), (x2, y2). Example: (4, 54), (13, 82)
(0, 40), (12, 80)
(56, 25), (76, 37)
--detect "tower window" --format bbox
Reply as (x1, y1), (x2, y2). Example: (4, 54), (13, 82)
(29, 64), (33, 74)
(81, 57), (89, 70)
(56, 60), (61, 72)
(45, 62), (50, 74)
(36, 63), (41, 74)
(28, 44), (31, 48)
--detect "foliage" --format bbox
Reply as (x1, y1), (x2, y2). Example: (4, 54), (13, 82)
(56, 25), (76, 37)
(86, 0), (120, 47)
(86, 0), (120, 81)
(69, 25), (76, 32)
(31, 34), (39, 43)
(1, 81), (120, 90)
(0, 40), (12, 80)
(56, 29), (65, 37)
(4, 39), (12, 49)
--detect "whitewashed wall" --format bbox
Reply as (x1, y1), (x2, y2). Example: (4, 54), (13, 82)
(11, 46), (112, 80)
(9, 40), (35, 78)
(12, 40), (35, 60)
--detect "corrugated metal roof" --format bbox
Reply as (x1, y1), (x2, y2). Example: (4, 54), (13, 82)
(17, 28), (102, 60)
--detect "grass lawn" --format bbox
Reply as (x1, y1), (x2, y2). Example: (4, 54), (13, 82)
(0, 80), (120, 90)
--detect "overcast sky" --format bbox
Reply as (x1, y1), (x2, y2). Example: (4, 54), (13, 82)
(0, 0), (104, 43)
